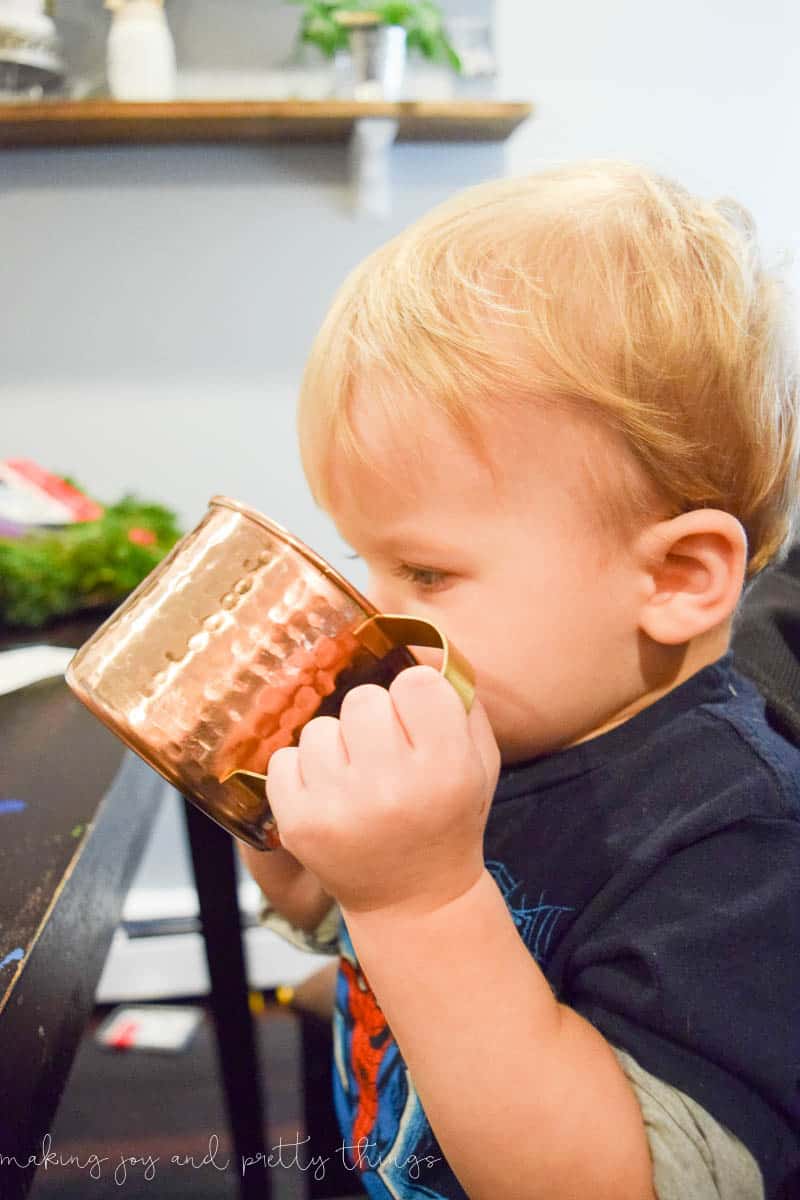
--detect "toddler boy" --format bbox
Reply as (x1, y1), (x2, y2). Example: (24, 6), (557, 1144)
(241, 161), (800, 1200)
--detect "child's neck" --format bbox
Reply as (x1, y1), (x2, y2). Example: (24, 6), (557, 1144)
(571, 623), (733, 748)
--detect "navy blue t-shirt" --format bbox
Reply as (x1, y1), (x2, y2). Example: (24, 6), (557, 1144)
(332, 655), (800, 1200)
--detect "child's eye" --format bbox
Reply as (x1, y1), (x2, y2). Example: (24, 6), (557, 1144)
(391, 563), (450, 592)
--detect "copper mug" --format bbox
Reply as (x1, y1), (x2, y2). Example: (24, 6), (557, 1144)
(66, 496), (475, 851)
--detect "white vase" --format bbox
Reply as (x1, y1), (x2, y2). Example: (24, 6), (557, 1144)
(105, 0), (176, 101)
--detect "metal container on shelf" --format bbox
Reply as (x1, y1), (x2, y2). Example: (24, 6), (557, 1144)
(336, 11), (406, 101)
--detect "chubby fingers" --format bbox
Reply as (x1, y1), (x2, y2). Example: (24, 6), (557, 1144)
(265, 740), (303, 829)
(265, 717), (347, 851)
(465, 689), (502, 800)
(337, 681), (412, 766)
(266, 715), (347, 807)
(267, 666), (500, 815)
(388, 664), (466, 743)
(388, 665), (500, 789)
(297, 714), (349, 787)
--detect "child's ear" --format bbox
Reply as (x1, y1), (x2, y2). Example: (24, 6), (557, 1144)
(637, 510), (747, 645)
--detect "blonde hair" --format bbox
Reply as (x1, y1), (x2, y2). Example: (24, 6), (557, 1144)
(298, 161), (800, 577)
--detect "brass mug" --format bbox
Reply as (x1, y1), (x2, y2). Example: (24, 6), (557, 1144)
(66, 496), (475, 850)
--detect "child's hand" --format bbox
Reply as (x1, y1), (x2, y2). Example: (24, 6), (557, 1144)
(265, 665), (500, 919)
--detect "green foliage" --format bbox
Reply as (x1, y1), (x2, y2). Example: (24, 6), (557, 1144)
(0, 493), (182, 629)
(286, 0), (462, 70)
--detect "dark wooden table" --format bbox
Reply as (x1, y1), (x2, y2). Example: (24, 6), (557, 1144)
(0, 671), (163, 1196)
(0, 614), (270, 1200)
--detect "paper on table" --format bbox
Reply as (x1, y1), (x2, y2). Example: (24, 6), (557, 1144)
(95, 1005), (203, 1053)
(0, 645), (75, 697)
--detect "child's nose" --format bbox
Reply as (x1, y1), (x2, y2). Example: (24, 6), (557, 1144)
(367, 573), (401, 615)
(366, 575), (390, 611)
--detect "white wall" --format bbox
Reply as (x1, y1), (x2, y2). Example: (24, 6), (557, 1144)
(497, 0), (800, 295)
(0, 142), (502, 586)
(1, 0), (499, 587)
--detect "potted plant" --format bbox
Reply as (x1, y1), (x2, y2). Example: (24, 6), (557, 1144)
(286, 1), (462, 72)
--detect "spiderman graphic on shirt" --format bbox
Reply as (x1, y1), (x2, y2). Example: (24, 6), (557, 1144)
(331, 921), (456, 1200)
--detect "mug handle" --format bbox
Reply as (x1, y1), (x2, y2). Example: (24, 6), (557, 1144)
(221, 614), (476, 847)
(352, 613), (475, 713)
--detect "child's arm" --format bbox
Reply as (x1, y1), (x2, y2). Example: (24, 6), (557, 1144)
(343, 868), (655, 1200)
(266, 667), (656, 1200)
(236, 840), (335, 934)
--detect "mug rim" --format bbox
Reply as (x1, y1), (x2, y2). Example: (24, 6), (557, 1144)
(209, 494), (378, 619)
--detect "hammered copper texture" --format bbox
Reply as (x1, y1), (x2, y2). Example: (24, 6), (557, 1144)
(66, 499), (414, 849)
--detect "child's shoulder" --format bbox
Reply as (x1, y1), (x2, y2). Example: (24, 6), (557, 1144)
(702, 668), (800, 808)
(647, 657), (800, 824)
(551, 663), (800, 1200)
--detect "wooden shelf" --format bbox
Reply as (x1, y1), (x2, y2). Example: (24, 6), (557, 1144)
(0, 98), (533, 149)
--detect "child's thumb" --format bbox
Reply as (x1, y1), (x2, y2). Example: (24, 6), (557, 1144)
(467, 696), (501, 800)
